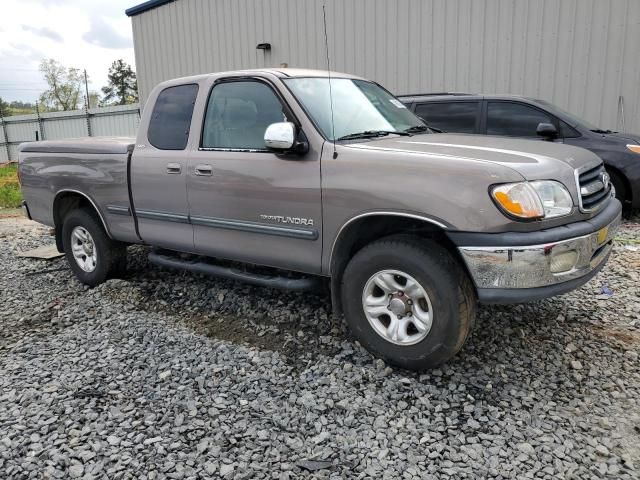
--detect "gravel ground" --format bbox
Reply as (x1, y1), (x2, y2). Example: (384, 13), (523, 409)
(1, 213), (639, 479)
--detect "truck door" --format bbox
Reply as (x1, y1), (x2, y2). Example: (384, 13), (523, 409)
(130, 83), (199, 250)
(187, 78), (322, 274)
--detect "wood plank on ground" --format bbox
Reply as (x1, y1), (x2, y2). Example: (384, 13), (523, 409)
(17, 244), (64, 259)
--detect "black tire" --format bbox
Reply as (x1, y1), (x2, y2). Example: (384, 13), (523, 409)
(341, 235), (476, 370)
(62, 209), (127, 287)
(607, 168), (628, 206)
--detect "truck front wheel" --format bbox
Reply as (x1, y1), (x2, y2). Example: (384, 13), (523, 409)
(62, 209), (126, 287)
(341, 235), (475, 370)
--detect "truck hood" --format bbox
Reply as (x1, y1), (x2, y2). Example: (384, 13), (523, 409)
(347, 133), (603, 181)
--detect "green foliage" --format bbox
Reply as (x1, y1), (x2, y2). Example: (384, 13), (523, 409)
(0, 164), (23, 208)
(84, 91), (101, 110)
(39, 59), (83, 111)
(7, 108), (35, 116)
(8, 100), (35, 110)
(0, 98), (36, 116)
(0, 164), (17, 178)
(0, 97), (8, 116)
(101, 59), (138, 106)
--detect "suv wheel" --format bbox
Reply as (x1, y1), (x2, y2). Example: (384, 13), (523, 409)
(607, 168), (628, 206)
(341, 235), (475, 370)
(62, 209), (126, 286)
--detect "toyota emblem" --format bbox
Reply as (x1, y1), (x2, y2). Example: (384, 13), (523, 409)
(600, 171), (610, 189)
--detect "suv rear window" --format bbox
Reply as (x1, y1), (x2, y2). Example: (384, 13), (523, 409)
(414, 102), (479, 133)
(148, 84), (199, 150)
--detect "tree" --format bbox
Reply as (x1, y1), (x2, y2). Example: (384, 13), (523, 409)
(38, 59), (83, 111)
(101, 60), (138, 105)
(0, 97), (8, 116)
(9, 100), (35, 110)
(83, 91), (101, 110)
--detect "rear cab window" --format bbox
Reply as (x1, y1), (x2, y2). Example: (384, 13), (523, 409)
(148, 84), (199, 150)
(414, 101), (480, 133)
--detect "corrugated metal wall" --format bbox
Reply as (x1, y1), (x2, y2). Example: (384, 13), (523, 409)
(0, 104), (140, 162)
(131, 0), (640, 133)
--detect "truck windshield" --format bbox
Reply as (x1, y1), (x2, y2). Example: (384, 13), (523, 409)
(284, 78), (427, 141)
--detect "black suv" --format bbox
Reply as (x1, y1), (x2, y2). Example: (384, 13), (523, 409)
(398, 93), (640, 209)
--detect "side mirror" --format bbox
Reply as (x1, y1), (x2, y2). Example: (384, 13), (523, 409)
(265, 122), (295, 150)
(536, 122), (558, 140)
(264, 122), (309, 155)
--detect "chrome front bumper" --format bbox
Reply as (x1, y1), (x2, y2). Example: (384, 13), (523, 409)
(458, 215), (620, 292)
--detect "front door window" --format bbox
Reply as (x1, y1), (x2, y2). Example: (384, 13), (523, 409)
(201, 81), (288, 151)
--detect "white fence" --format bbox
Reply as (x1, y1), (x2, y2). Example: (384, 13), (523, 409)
(0, 104), (141, 162)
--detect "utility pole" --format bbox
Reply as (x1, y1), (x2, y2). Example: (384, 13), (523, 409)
(35, 103), (44, 141)
(84, 95), (92, 137)
(83, 69), (91, 109)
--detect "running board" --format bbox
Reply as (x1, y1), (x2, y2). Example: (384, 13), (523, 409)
(148, 251), (321, 292)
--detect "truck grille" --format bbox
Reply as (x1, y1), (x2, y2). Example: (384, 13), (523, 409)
(577, 164), (611, 212)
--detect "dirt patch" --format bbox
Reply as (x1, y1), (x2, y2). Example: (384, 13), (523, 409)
(111, 277), (344, 368)
(592, 325), (640, 348)
(0, 209), (22, 218)
(185, 313), (308, 356)
(0, 215), (39, 233)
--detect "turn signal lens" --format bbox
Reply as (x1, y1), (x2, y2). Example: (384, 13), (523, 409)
(627, 144), (640, 154)
(491, 183), (544, 219)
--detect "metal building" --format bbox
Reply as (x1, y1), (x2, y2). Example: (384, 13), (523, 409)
(0, 104), (140, 162)
(126, 0), (640, 133)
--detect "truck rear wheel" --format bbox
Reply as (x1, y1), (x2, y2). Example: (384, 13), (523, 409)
(62, 209), (126, 287)
(341, 235), (475, 370)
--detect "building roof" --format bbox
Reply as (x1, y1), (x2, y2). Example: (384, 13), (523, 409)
(125, 0), (176, 17)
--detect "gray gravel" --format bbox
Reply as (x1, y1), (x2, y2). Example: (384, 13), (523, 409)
(1, 214), (639, 479)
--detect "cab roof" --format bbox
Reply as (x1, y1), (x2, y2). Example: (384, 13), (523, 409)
(396, 92), (540, 103)
(155, 68), (365, 89)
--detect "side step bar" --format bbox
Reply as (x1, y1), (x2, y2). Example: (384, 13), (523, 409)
(148, 251), (322, 292)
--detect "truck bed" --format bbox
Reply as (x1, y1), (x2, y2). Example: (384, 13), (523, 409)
(20, 136), (135, 155)
(19, 137), (138, 243)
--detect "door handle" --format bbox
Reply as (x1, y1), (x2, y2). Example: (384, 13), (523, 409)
(166, 163), (181, 174)
(195, 164), (213, 176)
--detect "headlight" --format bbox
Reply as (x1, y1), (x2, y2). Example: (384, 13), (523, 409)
(627, 144), (640, 154)
(530, 180), (573, 218)
(491, 181), (573, 220)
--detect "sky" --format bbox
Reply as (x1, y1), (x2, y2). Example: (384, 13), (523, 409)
(0, 0), (136, 103)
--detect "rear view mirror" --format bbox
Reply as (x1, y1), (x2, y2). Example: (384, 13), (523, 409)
(264, 122), (295, 150)
(536, 122), (558, 140)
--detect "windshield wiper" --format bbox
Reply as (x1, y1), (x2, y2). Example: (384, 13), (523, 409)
(337, 130), (411, 141)
(404, 125), (429, 133)
(591, 129), (615, 134)
(404, 125), (443, 134)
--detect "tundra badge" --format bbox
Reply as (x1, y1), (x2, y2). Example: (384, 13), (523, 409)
(260, 214), (314, 226)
